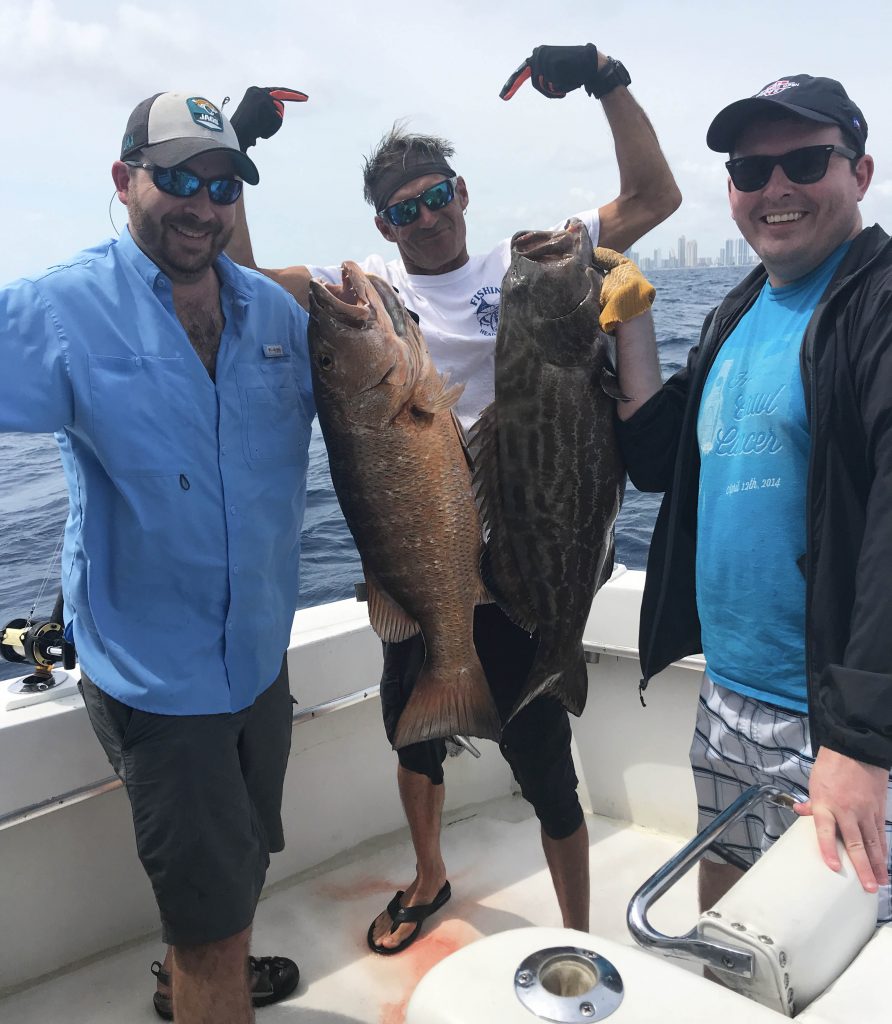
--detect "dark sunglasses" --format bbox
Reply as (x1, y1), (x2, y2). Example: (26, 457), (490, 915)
(127, 162), (243, 205)
(725, 144), (857, 193)
(379, 177), (458, 227)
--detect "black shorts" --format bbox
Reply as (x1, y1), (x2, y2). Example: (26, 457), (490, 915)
(381, 603), (583, 840)
(79, 659), (292, 946)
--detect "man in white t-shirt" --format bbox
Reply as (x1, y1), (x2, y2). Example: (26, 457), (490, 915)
(227, 43), (681, 954)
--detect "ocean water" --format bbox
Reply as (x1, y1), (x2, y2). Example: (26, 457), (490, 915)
(0, 266), (751, 681)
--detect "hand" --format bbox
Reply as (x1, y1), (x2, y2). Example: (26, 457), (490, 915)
(592, 248), (655, 333)
(229, 86), (308, 151)
(794, 746), (890, 893)
(500, 44), (600, 100)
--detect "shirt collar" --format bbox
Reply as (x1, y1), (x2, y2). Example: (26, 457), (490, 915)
(116, 226), (254, 304)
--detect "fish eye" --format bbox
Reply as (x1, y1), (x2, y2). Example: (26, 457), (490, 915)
(319, 353), (334, 371)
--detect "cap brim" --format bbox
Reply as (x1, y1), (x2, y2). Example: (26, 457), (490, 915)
(139, 137), (259, 185)
(706, 97), (838, 153)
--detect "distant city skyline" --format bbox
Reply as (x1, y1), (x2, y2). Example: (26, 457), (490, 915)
(625, 234), (758, 271)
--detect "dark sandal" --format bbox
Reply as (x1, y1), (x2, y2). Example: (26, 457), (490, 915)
(151, 953), (300, 1019)
(366, 881), (452, 956)
(247, 955), (300, 1008)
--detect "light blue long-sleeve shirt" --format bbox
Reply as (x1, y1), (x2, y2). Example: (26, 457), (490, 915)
(0, 228), (315, 714)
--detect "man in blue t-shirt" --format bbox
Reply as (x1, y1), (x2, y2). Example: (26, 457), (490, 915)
(0, 94), (315, 1022)
(613, 75), (892, 923)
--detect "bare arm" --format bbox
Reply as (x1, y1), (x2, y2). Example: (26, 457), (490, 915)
(499, 46), (680, 253)
(596, 78), (682, 254)
(227, 195), (313, 310)
(614, 311), (662, 420)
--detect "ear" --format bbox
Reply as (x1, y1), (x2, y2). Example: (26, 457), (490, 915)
(111, 160), (133, 206)
(375, 213), (397, 243)
(456, 175), (469, 212)
(854, 153), (874, 200)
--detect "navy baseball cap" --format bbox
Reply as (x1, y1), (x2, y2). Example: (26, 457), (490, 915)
(707, 75), (868, 156)
(121, 93), (259, 184)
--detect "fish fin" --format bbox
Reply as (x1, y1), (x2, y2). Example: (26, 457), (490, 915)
(414, 373), (465, 415)
(596, 535), (616, 591)
(392, 653), (500, 748)
(600, 364), (629, 402)
(479, 548), (537, 633)
(364, 571), (421, 643)
(506, 645), (589, 723)
(450, 410), (475, 473)
(468, 404), (538, 633)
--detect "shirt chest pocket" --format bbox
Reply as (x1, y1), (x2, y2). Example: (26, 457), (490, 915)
(237, 361), (311, 466)
(88, 354), (200, 476)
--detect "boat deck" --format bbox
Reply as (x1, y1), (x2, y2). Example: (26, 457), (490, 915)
(0, 794), (697, 1024)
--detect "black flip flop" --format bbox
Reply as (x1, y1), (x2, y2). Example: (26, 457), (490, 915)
(366, 881), (452, 956)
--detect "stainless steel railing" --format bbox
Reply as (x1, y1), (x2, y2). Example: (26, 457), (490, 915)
(626, 783), (801, 977)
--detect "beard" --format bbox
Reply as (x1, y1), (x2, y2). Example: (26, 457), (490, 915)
(127, 193), (233, 282)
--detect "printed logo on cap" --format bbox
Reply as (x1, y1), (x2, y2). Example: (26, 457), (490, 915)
(757, 80), (800, 98)
(186, 97), (224, 132)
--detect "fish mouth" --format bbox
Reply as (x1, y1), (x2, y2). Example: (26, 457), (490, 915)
(310, 262), (377, 328)
(513, 220), (594, 320)
(513, 220), (584, 265)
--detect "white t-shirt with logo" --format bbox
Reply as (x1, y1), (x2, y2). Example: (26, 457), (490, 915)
(305, 210), (600, 428)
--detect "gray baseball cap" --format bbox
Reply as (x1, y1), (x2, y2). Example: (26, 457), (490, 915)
(120, 92), (259, 184)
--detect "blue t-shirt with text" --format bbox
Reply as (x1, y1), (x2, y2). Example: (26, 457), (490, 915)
(696, 242), (850, 711)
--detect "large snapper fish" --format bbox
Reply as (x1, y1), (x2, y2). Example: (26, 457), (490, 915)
(308, 262), (499, 748)
(470, 220), (624, 722)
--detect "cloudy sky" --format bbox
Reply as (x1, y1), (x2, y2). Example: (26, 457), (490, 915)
(2, 0), (891, 281)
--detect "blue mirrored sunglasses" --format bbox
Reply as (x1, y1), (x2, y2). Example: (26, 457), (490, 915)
(127, 162), (243, 205)
(379, 177), (458, 227)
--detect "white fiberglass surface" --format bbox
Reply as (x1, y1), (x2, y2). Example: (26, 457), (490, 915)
(0, 797), (697, 1024)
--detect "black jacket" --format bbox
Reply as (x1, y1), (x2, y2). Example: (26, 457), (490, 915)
(618, 225), (892, 770)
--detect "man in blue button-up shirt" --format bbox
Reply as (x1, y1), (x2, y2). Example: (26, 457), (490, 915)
(0, 93), (315, 1023)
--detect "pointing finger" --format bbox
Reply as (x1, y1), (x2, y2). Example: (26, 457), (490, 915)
(269, 88), (309, 104)
(500, 61), (531, 101)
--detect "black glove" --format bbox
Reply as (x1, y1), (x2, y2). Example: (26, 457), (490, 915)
(229, 86), (308, 151)
(500, 44), (599, 100)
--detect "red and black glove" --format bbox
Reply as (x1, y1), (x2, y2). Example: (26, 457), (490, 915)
(500, 44), (599, 100)
(229, 86), (308, 151)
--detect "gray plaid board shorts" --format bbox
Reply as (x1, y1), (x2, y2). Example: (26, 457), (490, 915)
(690, 672), (892, 924)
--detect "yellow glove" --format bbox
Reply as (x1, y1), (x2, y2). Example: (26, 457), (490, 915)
(593, 247), (655, 334)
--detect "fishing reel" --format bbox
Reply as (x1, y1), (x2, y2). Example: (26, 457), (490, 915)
(1, 614), (76, 693)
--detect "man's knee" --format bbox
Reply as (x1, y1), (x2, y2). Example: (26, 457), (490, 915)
(499, 702), (582, 840)
(396, 741), (447, 785)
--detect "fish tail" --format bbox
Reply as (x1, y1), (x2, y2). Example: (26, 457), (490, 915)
(507, 645), (588, 723)
(393, 656), (500, 748)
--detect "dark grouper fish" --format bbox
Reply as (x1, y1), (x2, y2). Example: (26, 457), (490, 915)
(469, 219), (624, 722)
(308, 263), (499, 748)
